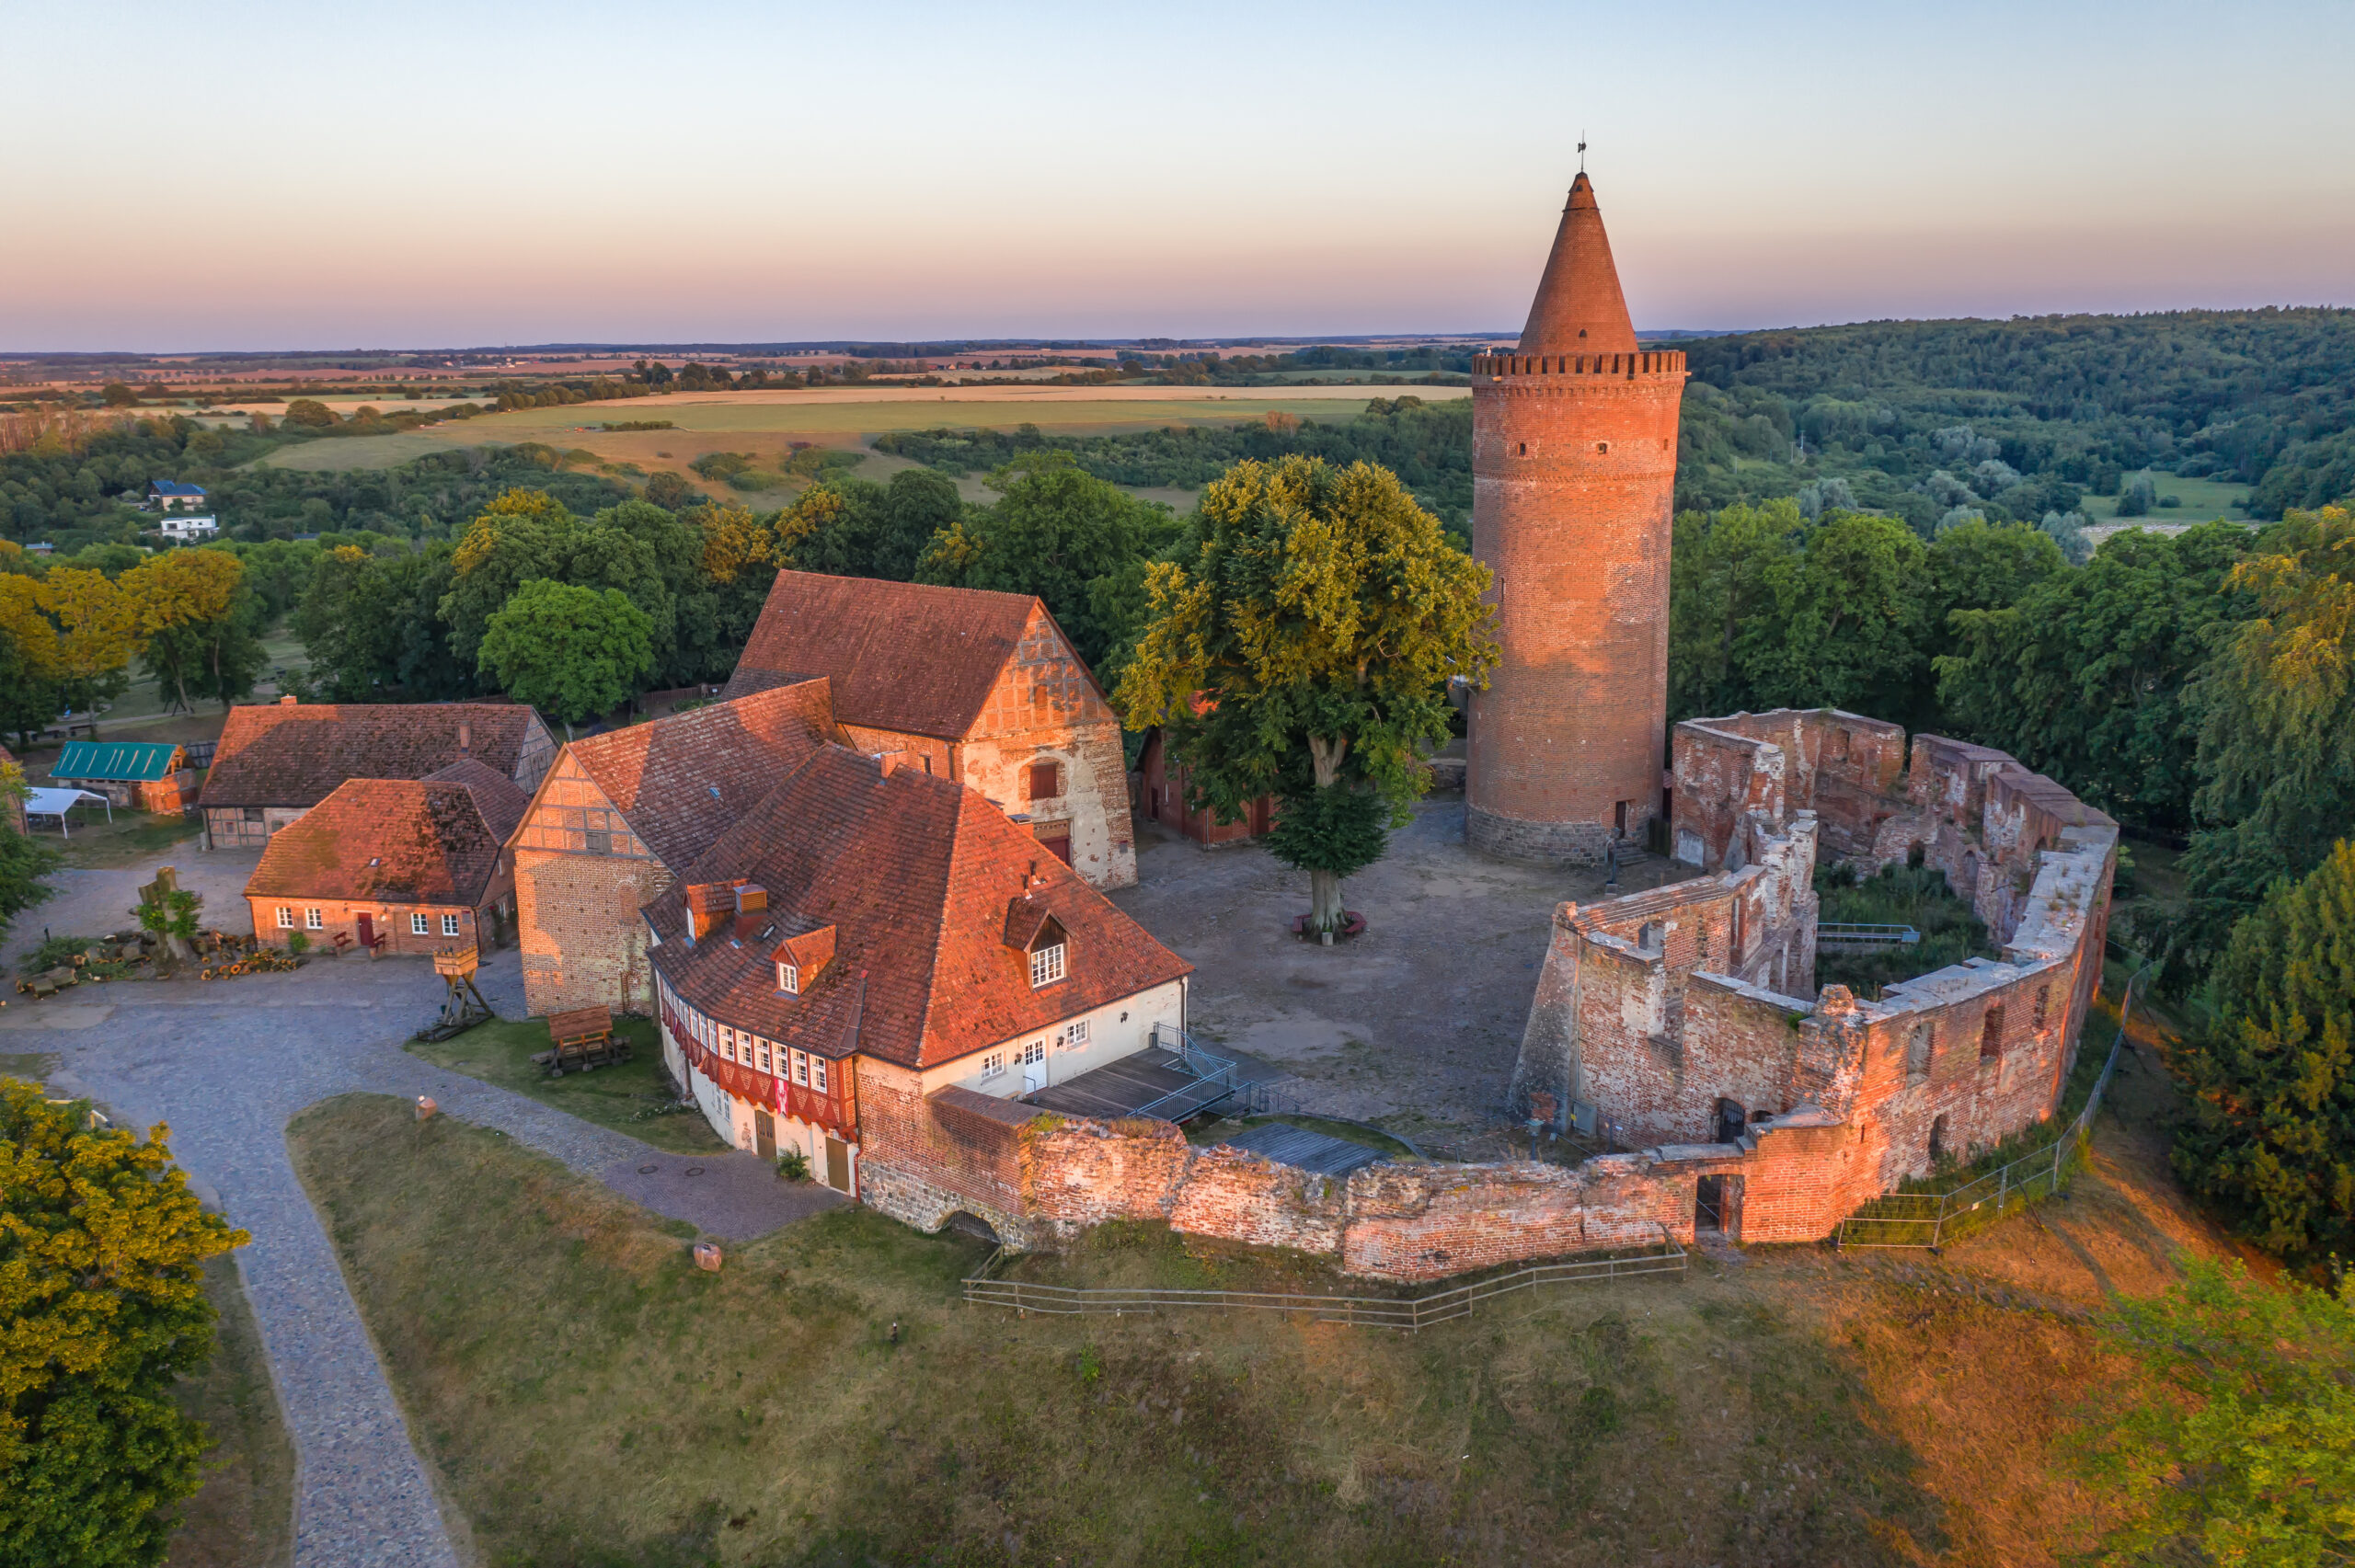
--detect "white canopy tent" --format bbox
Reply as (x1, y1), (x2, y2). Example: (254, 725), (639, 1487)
(23, 787), (111, 836)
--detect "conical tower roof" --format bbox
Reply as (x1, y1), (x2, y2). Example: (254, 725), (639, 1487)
(1516, 172), (1637, 356)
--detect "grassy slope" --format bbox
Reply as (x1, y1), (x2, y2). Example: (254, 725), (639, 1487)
(293, 1000), (2234, 1568)
(405, 1014), (723, 1156)
(167, 1254), (297, 1568)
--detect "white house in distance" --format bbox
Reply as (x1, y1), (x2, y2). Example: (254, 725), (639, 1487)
(159, 514), (219, 541)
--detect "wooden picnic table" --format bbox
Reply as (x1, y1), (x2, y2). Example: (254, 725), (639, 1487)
(535, 1005), (629, 1076)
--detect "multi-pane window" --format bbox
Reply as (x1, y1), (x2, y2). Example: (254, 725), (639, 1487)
(1065, 1018), (1089, 1047)
(791, 1049), (808, 1086)
(811, 1058), (828, 1093)
(304, 908), (324, 930)
(777, 962), (798, 994)
(757, 1042), (771, 1074)
(276, 907), (293, 929)
(1029, 942), (1066, 989)
(442, 913), (462, 937)
(982, 1052), (1005, 1079)
(410, 913), (430, 934)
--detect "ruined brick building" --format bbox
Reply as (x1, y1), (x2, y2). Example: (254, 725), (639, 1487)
(723, 571), (1136, 890)
(1466, 173), (1687, 865)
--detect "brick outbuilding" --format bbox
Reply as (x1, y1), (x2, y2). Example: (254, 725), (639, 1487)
(723, 571), (1136, 889)
(201, 697), (555, 849)
(243, 760), (529, 956)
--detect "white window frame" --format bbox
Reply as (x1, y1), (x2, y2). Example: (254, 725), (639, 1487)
(1029, 942), (1065, 989)
(982, 1051), (1005, 1079)
(1065, 1018), (1089, 1047)
(410, 912), (430, 935)
(777, 961), (798, 994)
(276, 907), (293, 929)
(442, 912), (462, 937)
(1022, 1039), (1045, 1067)
(304, 908), (324, 930)
(811, 1058), (828, 1093)
(791, 1049), (808, 1086)
(756, 1041), (770, 1074)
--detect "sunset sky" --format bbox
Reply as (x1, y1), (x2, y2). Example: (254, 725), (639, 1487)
(6, 0), (2350, 350)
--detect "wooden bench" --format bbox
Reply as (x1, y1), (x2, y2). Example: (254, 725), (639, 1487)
(535, 1005), (629, 1076)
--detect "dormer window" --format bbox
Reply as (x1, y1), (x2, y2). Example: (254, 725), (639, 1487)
(777, 962), (799, 994)
(769, 923), (834, 996)
(1029, 940), (1066, 989)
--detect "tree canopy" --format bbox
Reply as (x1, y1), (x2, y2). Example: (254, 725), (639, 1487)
(1115, 455), (1495, 933)
(477, 579), (656, 727)
(0, 1082), (247, 1568)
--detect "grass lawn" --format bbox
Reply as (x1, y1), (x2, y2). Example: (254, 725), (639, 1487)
(47, 807), (204, 870)
(293, 1093), (1993, 1568)
(166, 1255), (296, 1568)
(405, 1014), (723, 1155)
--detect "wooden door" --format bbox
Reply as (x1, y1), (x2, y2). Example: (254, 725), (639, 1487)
(753, 1108), (775, 1160)
(824, 1136), (850, 1192)
(1039, 833), (1072, 865)
(356, 912), (373, 950)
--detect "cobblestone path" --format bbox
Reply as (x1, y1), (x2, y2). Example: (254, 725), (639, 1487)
(6, 936), (837, 1568)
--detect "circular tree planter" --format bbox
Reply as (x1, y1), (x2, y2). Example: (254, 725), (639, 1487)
(1292, 910), (1368, 942)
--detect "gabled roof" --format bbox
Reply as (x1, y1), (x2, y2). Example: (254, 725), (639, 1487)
(721, 571), (1054, 740)
(50, 740), (183, 782)
(1517, 172), (1637, 356)
(560, 680), (837, 871)
(243, 776), (516, 908)
(148, 480), (206, 497)
(419, 759), (530, 845)
(201, 703), (540, 808)
(648, 746), (1189, 1069)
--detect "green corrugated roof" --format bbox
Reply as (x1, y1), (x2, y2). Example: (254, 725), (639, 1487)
(51, 740), (184, 782)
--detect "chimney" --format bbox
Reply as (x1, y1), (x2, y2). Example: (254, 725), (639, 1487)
(457, 721), (471, 756)
(876, 750), (913, 778)
(279, 694), (297, 705)
(733, 884), (766, 916)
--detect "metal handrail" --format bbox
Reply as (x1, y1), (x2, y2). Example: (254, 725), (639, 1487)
(963, 1234), (1687, 1332)
(1835, 965), (2149, 1249)
(1815, 922), (1922, 946)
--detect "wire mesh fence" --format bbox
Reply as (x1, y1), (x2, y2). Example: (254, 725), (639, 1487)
(1834, 967), (2148, 1250)
(962, 1236), (1687, 1332)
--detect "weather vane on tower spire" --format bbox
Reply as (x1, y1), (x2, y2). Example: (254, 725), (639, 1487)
(1578, 132), (1587, 174)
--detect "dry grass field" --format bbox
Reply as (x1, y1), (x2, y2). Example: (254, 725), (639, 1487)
(248, 386), (1466, 493)
(288, 972), (2228, 1568)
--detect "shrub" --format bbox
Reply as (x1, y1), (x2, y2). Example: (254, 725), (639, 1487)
(776, 1150), (811, 1183)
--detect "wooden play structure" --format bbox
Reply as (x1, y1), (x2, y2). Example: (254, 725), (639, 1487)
(412, 944), (495, 1042)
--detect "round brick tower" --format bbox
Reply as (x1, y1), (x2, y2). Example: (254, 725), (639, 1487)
(1465, 173), (1686, 865)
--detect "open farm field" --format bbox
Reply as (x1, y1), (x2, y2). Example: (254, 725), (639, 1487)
(287, 973), (2234, 1568)
(2080, 471), (2248, 523)
(249, 431), (468, 471)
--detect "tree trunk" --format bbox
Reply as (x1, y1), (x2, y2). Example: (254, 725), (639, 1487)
(1310, 867), (1343, 934)
(1306, 734), (1350, 934)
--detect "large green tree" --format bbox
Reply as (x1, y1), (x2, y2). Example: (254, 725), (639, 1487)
(477, 578), (655, 727)
(1116, 455), (1496, 933)
(0, 760), (59, 940)
(0, 1082), (247, 1568)
(2169, 838), (2355, 1262)
(1936, 521), (2249, 835)
(2075, 1258), (2354, 1564)
(119, 549), (265, 714)
(2177, 506), (2355, 979)
(438, 490), (672, 674)
(919, 453), (1178, 668)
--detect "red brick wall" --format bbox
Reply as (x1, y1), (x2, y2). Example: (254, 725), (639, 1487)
(959, 605), (1137, 889)
(247, 893), (503, 957)
(1164, 1146), (1347, 1253)
(515, 847), (670, 1016)
(1466, 352), (1687, 864)
(1020, 1116), (1191, 1227)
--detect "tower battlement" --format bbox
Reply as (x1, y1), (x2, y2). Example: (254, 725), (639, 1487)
(1472, 349), (1686, 380)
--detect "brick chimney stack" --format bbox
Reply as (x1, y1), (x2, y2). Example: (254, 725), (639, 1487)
(1465, 172), (1688, 866)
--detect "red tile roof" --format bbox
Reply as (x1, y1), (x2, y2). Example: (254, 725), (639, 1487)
(561, 681), (838, 871)
(721, 571), (1051, 740)
(201, 703), (542, 808)
(244, 776), (518, 907)
(648, 746), (1189, 1070)
(420, 759), (530, 845)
